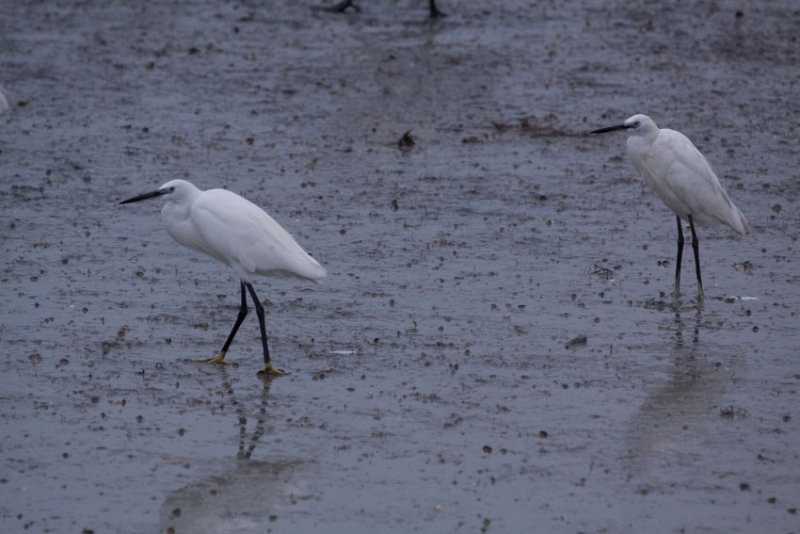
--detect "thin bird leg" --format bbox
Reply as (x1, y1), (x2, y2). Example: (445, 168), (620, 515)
(672, 215), (684, 297)
(198, 281), (248, 364)
(429, 0), (446, 17)
(246, 283), (285, 377)
(688, 215), (704, 301)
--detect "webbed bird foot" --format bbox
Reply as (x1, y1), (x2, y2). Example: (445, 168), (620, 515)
(257, 363), (285, 378)
(196, 351), (232, 365)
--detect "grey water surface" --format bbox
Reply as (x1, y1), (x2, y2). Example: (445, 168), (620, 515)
(1, 1), (799, 532)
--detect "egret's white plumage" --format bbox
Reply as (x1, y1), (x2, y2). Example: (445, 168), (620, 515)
(158, 180), (326, 282)
(623, 114), (749, 234)
(592, 114), (748, 298)
(121, 179), (326, 376)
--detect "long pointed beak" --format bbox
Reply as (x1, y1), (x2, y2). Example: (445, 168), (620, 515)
(590, 123), (630, 134)
(120, 189), (167, 205)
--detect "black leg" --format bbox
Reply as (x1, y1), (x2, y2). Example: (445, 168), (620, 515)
(222, 281), (249, 354)
(245, 283), (270, 365)
(673, 215), (684, 296)
(429, 0), (446, 17)
(246, 283), (284, 376)
(198, 281), (248, 364)
(688, 214), (704, 300)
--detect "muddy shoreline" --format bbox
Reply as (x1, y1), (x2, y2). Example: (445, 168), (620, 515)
(1, 1), (798, 532)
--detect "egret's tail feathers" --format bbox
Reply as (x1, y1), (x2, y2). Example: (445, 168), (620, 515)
(729, 204), (750, 235)
(302, 260), (327, 282)
(275, 254), (327, 282)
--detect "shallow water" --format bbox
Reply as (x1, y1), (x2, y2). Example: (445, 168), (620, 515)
(2, 1), (799, 532)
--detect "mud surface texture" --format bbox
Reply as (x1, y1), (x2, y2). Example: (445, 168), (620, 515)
(2, 1), (799, 532)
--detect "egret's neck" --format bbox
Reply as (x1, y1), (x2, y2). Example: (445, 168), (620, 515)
(161, 198), (190, 225)
(159, 195), (205, 259)
(160, 184), (201, 225)
(626, 128), (657, 159)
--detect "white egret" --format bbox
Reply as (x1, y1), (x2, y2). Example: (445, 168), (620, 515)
(591, 114), (749, 299)
(121, 179), (326, 376)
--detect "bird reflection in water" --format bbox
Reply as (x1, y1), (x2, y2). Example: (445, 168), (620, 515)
(220, 367), (272, 460)
(159, 370), (308, 532)
(624, 302), (741, 474)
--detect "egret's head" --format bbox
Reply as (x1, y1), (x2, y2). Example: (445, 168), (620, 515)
(591, 114), (657, 136)
(622, 114), (657, 134)
(120, 179), (198, 205)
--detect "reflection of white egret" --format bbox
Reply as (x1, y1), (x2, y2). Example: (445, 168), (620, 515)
(220, 367), (272, 460)
(592, 114), (749, 299)
(0, 86), (9, 112)
(121, 179), (326, 376)
(160, 377), (308, 532)
(624, 306), (741, 474)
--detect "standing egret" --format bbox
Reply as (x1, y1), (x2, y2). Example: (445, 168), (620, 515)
(121, 179), (326, 376)
(591, 114), (749, 299)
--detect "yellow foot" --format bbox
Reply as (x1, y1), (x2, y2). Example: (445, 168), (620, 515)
(195, 352), (232, 365)
(695, 289), (704, 302)
(257, 363), (285, 378)
(671, 287), (681, 298)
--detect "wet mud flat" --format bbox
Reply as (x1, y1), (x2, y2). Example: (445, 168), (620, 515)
(1, 0), (799, 532)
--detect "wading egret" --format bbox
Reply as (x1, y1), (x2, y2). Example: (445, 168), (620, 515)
(591, 114), (749, 299)
(121, 179), (326, 376)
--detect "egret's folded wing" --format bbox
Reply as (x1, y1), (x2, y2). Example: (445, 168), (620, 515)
(641, 131), (739, 229)
(192, 190), (326, 281)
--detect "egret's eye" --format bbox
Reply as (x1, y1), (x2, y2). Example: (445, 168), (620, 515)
(633, 121), (640, 128)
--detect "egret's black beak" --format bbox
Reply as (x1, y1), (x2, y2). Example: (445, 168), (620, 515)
(590, 123), (631, 134)
(120, 189), (168, 205)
